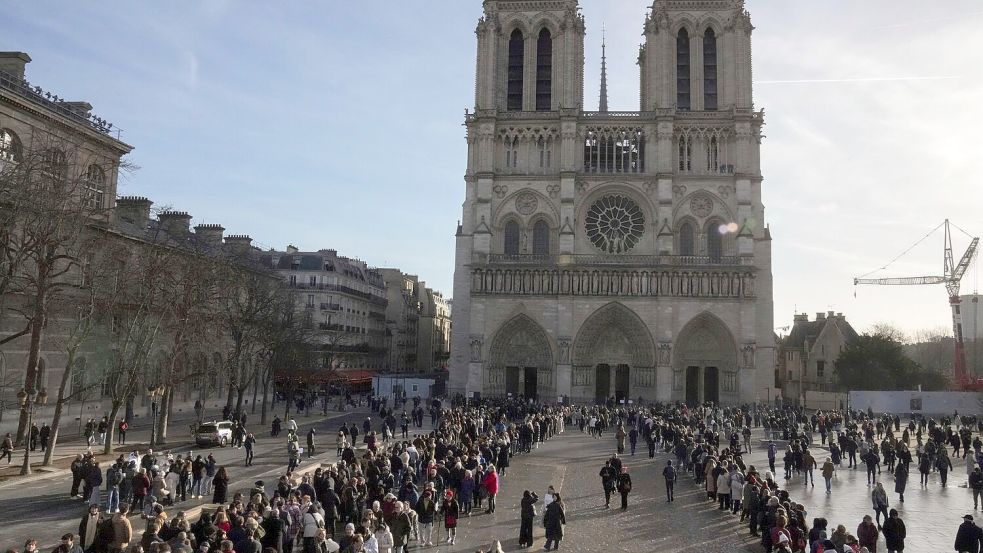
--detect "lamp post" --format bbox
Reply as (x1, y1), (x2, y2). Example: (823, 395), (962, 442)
(19, 387), (48, 476)
(147, 385), (165, 448)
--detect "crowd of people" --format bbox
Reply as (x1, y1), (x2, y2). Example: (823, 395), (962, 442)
(5, 396), (570, 553)
(589, 402), (983, 553)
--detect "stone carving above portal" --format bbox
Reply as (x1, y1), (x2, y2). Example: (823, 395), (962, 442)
(672, 368), (683, 391)
(633, 367), (655, 387)
(469, 335), (483, 363)
(487, 314), (553, 371)
(547, 184), (560, 199)
(741, 342), (756, 369)
(658, 342), (672, 366)
(493, 184), (508, 199)
(557, 337), (571, 364)
(572, 366), (592, 387)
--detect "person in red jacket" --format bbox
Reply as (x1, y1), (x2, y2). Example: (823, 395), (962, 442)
(131, 468), (152, 512)
(857, 515), (879, 553)
(482, 465), (499, 514)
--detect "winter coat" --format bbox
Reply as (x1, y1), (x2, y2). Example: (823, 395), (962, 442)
(520, 493), (539, 520)
(955, 521), (983, 553)
(302, 511), (324, 538)
(857, 520), (878, 550)
(881, 517), (906, 551)
(730, 473), (745, 499)
(821, 460), (835, 479)
(871, 486), (889, 509)
(543, 502), (566, 541)
(482, 471), (499, 495)
(894, 465), (908, 494)
(110, 514), (132, 550)
(716, 473), (730, 495)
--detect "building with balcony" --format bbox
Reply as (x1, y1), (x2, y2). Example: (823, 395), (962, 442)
(380, 269), (453, 374)
(264, 248), (389, 370)
(449, 0), (775, 405)
(778, 312), (858, 402)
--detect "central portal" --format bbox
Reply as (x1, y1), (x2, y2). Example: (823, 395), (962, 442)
(594, 363), (630, 404)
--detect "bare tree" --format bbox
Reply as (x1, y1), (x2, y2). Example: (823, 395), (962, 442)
(0, 132), (124, 444)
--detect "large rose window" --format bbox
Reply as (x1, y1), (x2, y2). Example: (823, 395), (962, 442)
(585, 195), (645, 253)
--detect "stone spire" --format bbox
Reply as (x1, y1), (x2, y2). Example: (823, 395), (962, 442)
(599, 25), (609, 112)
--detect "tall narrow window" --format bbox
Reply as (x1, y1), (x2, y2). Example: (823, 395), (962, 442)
(707, 136), (719, 172)
(507, 30), (524, 111)
(532, 220), (550, 255)
(679, 222), (695, 256)
(676, 29), (691, 110)
(704, 28), (718, 110)
(536, 29), (552, 111)
(84, 164), (106, 209)
(504, 220), (520, 255)
(707, 222), (723, 261)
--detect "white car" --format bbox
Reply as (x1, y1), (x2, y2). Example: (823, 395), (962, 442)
(195, 420), (233, 447)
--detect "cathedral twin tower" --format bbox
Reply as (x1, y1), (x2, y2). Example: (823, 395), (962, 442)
(449, 0), (774, 406)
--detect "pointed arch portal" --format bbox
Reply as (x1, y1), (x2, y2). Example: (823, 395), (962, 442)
(675, 312), (738, 406)
(487, 314), (553, 399)
(573, 303), (655, 404)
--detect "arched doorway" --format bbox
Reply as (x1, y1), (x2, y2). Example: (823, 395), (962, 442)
(487, 314), (553, 400)
(675, 313), (738, 406)
(573, 303), (655, 404)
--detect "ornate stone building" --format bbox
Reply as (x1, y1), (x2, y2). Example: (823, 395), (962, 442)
(449, 0), (775, 405)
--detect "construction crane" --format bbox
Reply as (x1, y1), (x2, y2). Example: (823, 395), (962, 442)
(854, 220), (980, 390)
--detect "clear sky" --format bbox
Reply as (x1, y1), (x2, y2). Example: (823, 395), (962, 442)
(4, 0), (982, 337)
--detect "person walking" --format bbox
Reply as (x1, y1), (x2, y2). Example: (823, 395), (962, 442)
(244, 433), (256, 466)
(954, 514), (982, 553)
(117, 420), (128, 446)
(543, 493), (566, 551)
(821, 457), (836, 494)
(893, 462), (908, 503)
(616, 466), (633, 510)
(872, 482), (890, 526)
(519, 490), (539, 547)
(599, 461), (617, 509)
(307, 428), (316, 458)
(857, 514), (878, 553)
(970, 467), (983, 509)
(662, 460), (677, 502)
(1, 433), (12, 463)
(440, 490), (460, 545)
(615, 424), (627, 455)
(881, 509), (906, 553)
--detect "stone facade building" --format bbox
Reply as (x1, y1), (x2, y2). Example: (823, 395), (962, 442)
(264, 248), (390, 370)
(449, 0), (775, 405)
(380, 269), (452, 373)
(778, 312), (858, 402)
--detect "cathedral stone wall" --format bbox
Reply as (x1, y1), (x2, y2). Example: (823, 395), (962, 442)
(450, 0), (774, 405)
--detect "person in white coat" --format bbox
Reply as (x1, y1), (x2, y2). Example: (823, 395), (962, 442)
(716, 471), (731, 511)
(302, 504), (325, 553)
(374, 522), (394, 553)
(729, 470), (746, 514)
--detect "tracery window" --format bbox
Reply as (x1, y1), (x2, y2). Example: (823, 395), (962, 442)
(504, 220), (520, 255)
(707, 221), (723, 261)
(583, 128), (645, 173)
(532, 220), (550, 255)
(0, 128), (22, 162)
(703, 28), (718, 110)
(585, 195), (645, 254)
(676, 29), (691, 111)
(536, 29), (553, 111)
(84, 164), (107, 209)
(678, 135), (692, 171)
(507, 30), (524, 111)
(706, 136), (719, 172)
(678, 222), (695, 256)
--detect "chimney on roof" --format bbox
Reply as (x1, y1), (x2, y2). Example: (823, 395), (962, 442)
(827, 310), (835, 319)
(0, 52), (31, 80)
(194, 223), (225, 249)
(285, 245), (299, 254)
(225, 234), (253, 255)
(115, 196), (152, 230)
(836, 312), (843, 318)
(793, 313), (808, 323)
(158, 211), (192, 237)
(816, 312), (826, 321)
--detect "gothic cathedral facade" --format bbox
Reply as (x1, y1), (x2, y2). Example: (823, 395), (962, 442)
(449, 0), (775, 406)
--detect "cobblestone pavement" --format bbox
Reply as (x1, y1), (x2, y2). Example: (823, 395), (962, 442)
(736, 427), (974, 552)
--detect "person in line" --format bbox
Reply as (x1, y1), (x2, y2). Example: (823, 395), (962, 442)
(543, 493), (566, 551)
(440, 490), (460, 546)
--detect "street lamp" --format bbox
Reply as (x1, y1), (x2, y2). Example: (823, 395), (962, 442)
(147, 385), (165, 448)
(19, 387), (48, 476)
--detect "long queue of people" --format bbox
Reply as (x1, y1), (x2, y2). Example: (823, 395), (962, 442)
(7, 398), (569, 553)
